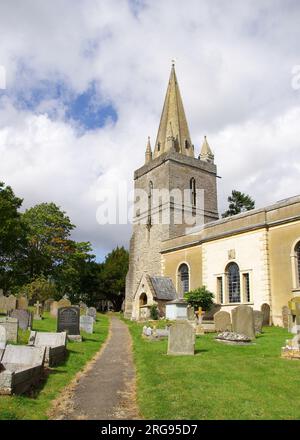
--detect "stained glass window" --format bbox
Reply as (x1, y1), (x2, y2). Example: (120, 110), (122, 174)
(227, 263), (240, 303)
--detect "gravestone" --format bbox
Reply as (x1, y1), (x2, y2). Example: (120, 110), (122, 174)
(10, 309), (32, 331)
(282, 302), (300, 360)
(0, 295), (17, 313)
(28, 331), (67, 367)
(80, 315), (94, 334)
(0, 326), (6, 350)
(34, 301), (42, 320)
(261, 303), (270, 326)
(44, 299), (54, 312)
(57, 306), (80, 340)
(214, 310), (231, 332)
(17, 296), (28, 310)
(86, 307), (97, 322)
(202, 303), (222, 321)
(187, 305), (195, 321)
(253, 310), (263, 334)
(50, 301), (58, 318)
(231, 305), (256, 340)
(167, 320), (195, 355)
(282, 306), (290, 329)
(57, 298), (71, 308)
(0, 317), (18, 343)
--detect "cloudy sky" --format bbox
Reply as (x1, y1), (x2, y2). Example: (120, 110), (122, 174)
(0, 0), (300, 260)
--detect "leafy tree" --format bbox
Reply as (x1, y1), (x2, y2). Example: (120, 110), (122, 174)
(150, 304), (159, 320)
(184, 286), (214, 311)
(222, 190), (255, 218)
(18, 275), (58, 303)
(99, 246), (129, 311)
(0, 182), (27, 290)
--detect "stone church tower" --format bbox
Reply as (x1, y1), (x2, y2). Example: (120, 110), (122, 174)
(124, 64), (219, 318)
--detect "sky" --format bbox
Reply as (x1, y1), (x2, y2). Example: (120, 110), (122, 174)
(0, 0), (300, 261)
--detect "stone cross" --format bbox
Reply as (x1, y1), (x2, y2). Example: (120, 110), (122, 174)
(34, 301), (42, 320)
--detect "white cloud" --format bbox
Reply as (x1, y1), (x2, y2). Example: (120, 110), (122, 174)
(0, 0), (300, 258)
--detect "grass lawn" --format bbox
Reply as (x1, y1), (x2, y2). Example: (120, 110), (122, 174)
(126, 320), (300, 420)
(0, 311), (110, 420)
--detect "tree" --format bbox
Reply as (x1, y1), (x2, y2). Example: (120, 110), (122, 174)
(0, 182), (27, 290)
(99, 247), (129, 311)
(18, 275), (58, 303)
(184, 286), (214, 311)
(222, 190), (255, 218)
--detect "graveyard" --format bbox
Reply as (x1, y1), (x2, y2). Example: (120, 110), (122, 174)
(0, 310), (109, 420)
(125, 319), (300, 420)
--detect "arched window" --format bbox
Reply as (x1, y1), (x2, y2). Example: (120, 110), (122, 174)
(178, 263), (189, 297)
(296, 242), (300, 287)
(190, 178), (196, 207)
(139, 293), (147, 306)
(147, 181), (153, 228)
(157, 142), (161, 152)
(226, 262), (240, 303)
(185, 139), (189, 149)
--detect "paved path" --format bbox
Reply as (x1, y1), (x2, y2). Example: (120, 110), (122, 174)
(61, 316), (140, 420)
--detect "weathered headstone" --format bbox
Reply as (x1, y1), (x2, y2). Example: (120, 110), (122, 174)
(202, 303), (222, 321)
(57, 298), (71, 309)
(231, 305), (256, 340)
(57, 306), (80, 340)
(282, 302), (300, 360)
(44, 298), (54, 312)
(261, 303), (270, 326)
(0, 295), (17, 313)
(0, 325), (6, 350)
(50, 301), (58, 318)
(28, 331), (67, 367)
(86, 307), (97, 322)
(17, 296), (28, 310)
(0, 317), (18, 343)
(214, 310), (231, 332)
(253, 310), (263, 334)
(34, 301), (42, 320)
(187, 305), (195, 321)
(282, 306), (290, 329)
(167, 320), (195, 355)
(80, 315), (94, 334)
(10, 309), (32, 331)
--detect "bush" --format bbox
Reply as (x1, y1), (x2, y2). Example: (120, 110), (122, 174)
(17, 275), (58, 303)
(150, 304), (159, 320)
(184, 286), (214, 311)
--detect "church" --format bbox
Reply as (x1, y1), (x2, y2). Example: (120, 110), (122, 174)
(124, 64), (300, 327)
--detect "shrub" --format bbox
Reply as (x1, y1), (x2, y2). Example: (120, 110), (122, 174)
(150, 304), (159, 320)
(184, 286), (214, 311)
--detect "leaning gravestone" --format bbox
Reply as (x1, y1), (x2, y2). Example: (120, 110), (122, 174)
(50, 301), (58, 318)
(231, 305), (256, 340)
(214, 310), (231, 332)
(10, 309), (32, 331)
(80, 315), (94, 334)
(261, 303), (270, 326)
(57, 306), (81, 341)
(0, 317), (18, 343)
(57, 298), (71, 308)
(167, 320), (195, 355)
(44, 298), (54, 312)
(282, 306), (290, 329)
(253, 310), (263, 334)
(86, 307), (97, 322)
(17, 296), (28, 310)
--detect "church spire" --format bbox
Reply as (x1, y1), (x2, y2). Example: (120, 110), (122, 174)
(153, 63), (194, 159)
(145, 136), (152, 164)
(199, 135), (214, 163)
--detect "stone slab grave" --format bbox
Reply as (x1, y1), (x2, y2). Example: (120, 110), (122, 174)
(253, 310), (263, 334)
(0, 317), (18, 343)
(0, 294), (17, 314)
(28, 331), (67, 367)
(80, 315), (94, 334)
(86, 307), (97, 322)
(57, 306), (81, 342)
(50, 301), (58, 318)
(10, 309), (32, 331)
(231, 305), (256, 340)
(142, 325), (169, 339)
(167, 320), (195, 355)
(17, 296), (28, 310)
(44, 298), (54, 312)
(0, 344), (46, 395)
(214, 310), (231, 332)
(216, 331), (252, 345)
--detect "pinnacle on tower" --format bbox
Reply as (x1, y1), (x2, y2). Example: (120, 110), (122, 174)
(145, 136), (152, 164)
(199, 135), (214, 163)
(153, 63), (194, 159)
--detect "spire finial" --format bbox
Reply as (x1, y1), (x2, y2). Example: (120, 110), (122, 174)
(171, 59), (175, 67)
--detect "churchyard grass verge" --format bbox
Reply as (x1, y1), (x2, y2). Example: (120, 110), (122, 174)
(0, 311), (109, 420)
(125, 319), (300, 419)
